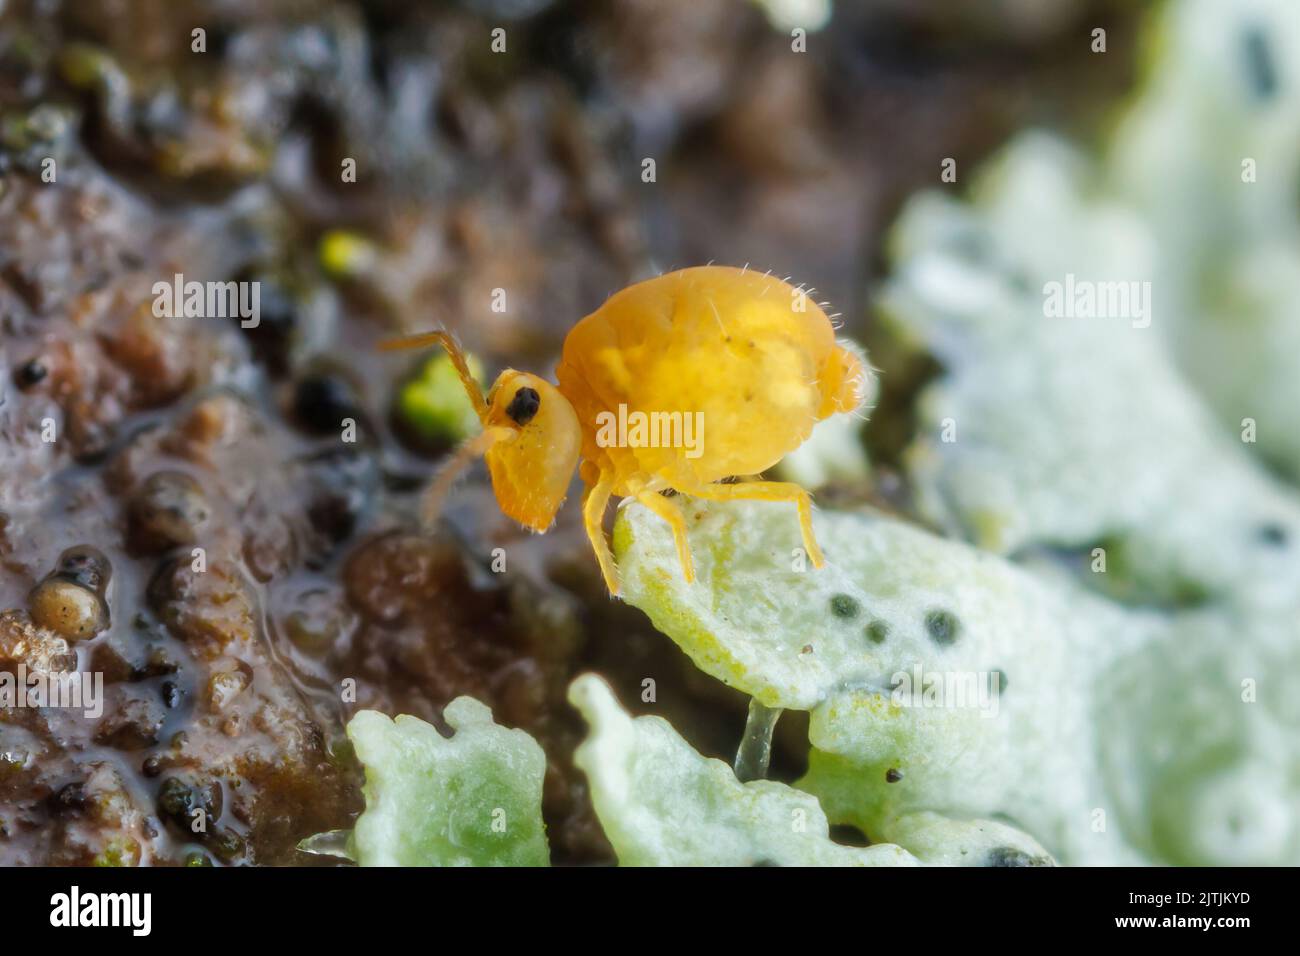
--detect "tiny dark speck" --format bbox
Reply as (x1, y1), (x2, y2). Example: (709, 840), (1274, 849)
(801, 644), (813, 654)
(885, 767), (903, 783)
(752, 858), (780, 867)
(830, 593), (860, 619)
(1258, 523), (1288, 547)
(925, 609), (961, 646)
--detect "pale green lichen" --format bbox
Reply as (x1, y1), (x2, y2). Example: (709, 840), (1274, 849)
(568, 673), (1054, 866)
(613, 498), (1300, 865)
(569, 674), (916, 866)
(343, 698), (550, 866)
(878, 133), (1300, 610)
(878, 812), (1054, 867)
(1109, 0), (1300, 480)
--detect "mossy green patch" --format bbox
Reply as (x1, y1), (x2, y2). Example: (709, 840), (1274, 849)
(395, 351), (484, 447)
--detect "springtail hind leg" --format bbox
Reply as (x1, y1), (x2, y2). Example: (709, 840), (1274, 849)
(677, 479), (824, 569)
(635, 491), (695, 583)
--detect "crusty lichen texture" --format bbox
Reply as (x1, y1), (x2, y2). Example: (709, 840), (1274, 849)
(568, 674), (1053, 867)
(613, 499), (1300, 866)
(879, 135), (1300, 612)
(1111, 0), (1300, 481)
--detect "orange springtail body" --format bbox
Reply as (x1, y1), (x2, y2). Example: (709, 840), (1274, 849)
(381, 265), (867, 595)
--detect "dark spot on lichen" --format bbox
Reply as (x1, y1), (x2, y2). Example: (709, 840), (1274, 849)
(949, 228), (993, 264)
(1008, 270), (1035, 295)
(885, 767), (903, 783)
(1169, 577), (1212, 608)
(505, 386), (540, 426)
(866, 620), (890, 644)
(752, 858), (780, 866)
(925, 608), (960, 646)
(1241, 27), (1278, 102)
(1258, 523), (1288, 547)
(830, 593), (860, 619)
(801, 644), (813, 654)
(986, 845), (1051, 867)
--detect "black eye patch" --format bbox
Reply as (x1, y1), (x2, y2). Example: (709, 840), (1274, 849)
(505, 386), (540, 426)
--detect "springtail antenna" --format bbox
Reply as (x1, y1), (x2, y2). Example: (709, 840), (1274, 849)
(419, 426), (514, 529)
(378, 329), (489, 424)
